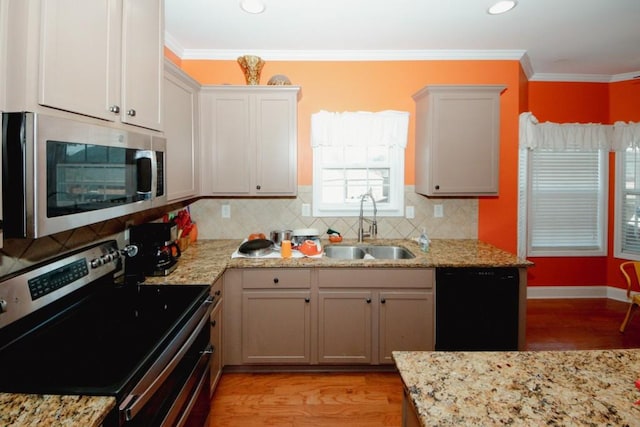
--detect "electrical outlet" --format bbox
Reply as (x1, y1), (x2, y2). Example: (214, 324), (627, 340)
(221, 204), (231, 218)
(301, 203), (311, 217)
(405, 206), (415, 219)
(434, 204), (444, 218)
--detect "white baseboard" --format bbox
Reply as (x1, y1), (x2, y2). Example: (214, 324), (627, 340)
(527, 285), (631, 302)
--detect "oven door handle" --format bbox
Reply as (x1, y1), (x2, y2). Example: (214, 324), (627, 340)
(120, 298), (213, 421)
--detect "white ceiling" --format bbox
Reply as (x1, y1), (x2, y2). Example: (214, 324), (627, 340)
(165, 0), (640, 82)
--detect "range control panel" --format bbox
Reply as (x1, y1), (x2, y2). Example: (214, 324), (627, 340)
(0, 240), (122, 329)
(28, 259), (89, 300)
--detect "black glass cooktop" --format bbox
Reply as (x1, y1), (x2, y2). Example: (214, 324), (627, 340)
(0, 283), (208, 398)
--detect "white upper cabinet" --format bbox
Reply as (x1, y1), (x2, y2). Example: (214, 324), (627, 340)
(163, 60), (200, 202)
(6, 0), (163, 131)
(413, 85), (504, 196)
(200, 86), (300, 196)
(119, 0), (163, 130)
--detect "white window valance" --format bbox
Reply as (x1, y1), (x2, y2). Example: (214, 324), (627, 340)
(519, 112), (612, 151)
(311, 110), (409, 148)
(612, 121), (640, 151)
(519, 112), (640, 152)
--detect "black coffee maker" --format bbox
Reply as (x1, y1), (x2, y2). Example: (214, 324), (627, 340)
(126, 222), (181, 282)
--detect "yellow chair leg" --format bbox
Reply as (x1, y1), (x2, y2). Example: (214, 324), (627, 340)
(620, 303), (637, 333)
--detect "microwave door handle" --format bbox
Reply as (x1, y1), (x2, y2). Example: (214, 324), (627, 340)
(134, 150), (154, 197)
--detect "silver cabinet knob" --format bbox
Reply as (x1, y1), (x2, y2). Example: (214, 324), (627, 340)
(109, 105), (120, 113)
(127, 109), (136, 117)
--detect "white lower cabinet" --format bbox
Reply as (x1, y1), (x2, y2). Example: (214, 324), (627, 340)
(242, 290), (311, 363)
(209, 277), (223, 395)
(223, 267), (434, 368)
(378, 291), (433, 363)
(318, 290), (373, 364)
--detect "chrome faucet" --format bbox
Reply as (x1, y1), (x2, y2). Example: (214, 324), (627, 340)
(358, 189), (378, 242)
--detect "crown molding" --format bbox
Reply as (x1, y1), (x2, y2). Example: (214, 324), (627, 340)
(163, 33), (640, 83)
(178, 48), (528, 62)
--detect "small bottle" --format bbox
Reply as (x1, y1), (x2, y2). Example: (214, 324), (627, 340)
(418, 228), (430, 252)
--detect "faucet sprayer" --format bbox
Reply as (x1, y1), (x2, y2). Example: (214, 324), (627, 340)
(358, 189), (378, 242)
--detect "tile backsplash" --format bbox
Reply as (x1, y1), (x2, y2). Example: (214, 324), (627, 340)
(190, 186), (478, 241)
(0, 188), (476, 279)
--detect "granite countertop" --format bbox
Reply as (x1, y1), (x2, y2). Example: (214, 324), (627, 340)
(143, 238), (533, 285)
(1, 238), (530, 425)
(393, 350), (640, 426)
(0, 394), (115, 427)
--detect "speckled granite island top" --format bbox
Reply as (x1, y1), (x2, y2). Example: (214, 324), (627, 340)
(0, 394), (115, 427)
(393, 350), (640, 427)
(143, 238), (532, 285)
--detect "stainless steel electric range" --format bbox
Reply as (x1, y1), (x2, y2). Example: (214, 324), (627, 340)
(0, 240), (213, 426)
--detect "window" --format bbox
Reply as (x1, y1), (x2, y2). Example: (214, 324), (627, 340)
(519, 148), (608, 257)
(312, 144), (404, 216)
(517, 112), (612, 258)
(615, 147), (640, 259)
(310, 110), (409, 217)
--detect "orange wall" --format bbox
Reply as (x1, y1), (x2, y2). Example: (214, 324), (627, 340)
(182, 59), (523, 253)
(526, 81), (640, 289)
(607, 79), (640, 289)
(177, 56), (639, 289)
(526, 82), (610, 287)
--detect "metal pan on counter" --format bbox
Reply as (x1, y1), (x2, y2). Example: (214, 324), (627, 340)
(238, 238), (275, 257)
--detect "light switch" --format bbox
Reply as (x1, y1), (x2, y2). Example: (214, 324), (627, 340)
(301, 203), (311, 217)
(221, 204), (231, 218)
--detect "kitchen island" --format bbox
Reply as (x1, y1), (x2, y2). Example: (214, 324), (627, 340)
(393, 350), (640, 426)
(0, 394), (115, 427)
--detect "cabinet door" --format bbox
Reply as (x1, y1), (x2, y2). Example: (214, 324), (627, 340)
(318, 291), (372, 364)
(254, 93), (297, 195)
(242, 291), (311, 363)
(39, 0), (121, 121)
(414, 85), (503, 196)
(164, 62), (199, 201)
(121, 0), (163, 130)
(209, 302), (222, 395)
(207, 92), (252, 195)
(379, 291), (434, 364)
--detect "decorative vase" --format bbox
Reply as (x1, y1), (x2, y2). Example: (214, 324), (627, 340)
(237, 55), (265, 85)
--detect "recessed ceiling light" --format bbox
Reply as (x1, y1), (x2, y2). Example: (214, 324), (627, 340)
(487, 0), (517, 15)
(240, 0), (266, 14)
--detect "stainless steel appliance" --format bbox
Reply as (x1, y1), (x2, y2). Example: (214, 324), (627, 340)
(0, 240), (213, 426)
(127, 222), (182, 280)
(1, 112), (167, 238)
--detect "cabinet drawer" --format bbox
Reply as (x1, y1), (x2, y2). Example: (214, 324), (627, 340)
(242, 269), (311, 289)
(318, 268), (433, 288)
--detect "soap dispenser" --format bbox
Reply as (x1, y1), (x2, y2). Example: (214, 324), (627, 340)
(418, 228), (430, 252)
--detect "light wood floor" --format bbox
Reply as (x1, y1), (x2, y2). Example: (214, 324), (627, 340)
(209, 298), (640, 427)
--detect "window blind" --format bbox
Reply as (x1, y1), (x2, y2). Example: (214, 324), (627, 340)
(528, 149), (607, 255)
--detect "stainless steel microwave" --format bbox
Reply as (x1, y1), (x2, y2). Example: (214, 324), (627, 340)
(1, 112), (166, 238)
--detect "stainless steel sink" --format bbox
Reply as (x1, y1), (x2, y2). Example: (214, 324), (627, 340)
(324, 246), (366, 259)
(364, 245), (415, 259)
(324, 245), (415, 260)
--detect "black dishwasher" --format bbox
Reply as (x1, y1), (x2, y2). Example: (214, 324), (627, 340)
(435, 267), (519, 351)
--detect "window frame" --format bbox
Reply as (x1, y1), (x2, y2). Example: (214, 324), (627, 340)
(614, 148), (640, 260)
(312, 144), (405, 217)
(519, 147), (608, 257)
